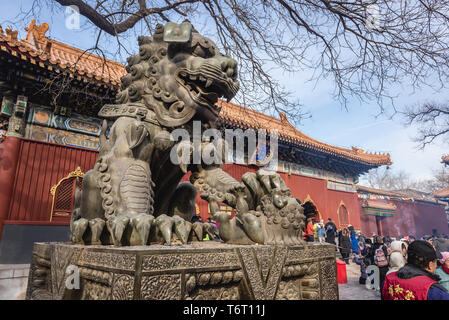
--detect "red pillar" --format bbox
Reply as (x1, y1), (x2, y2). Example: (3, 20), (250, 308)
(0, 136), (21, 241)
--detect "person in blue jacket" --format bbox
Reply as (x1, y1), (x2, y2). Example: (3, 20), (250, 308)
(349, 226), (360, 256)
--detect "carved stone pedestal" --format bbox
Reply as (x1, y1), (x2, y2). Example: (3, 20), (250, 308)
(26, 242), (338, 300)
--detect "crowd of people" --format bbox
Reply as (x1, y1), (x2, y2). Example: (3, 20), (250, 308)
(303, 217), (449, 300)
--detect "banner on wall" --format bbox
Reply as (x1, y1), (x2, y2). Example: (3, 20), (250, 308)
(357, 193), (413, 201)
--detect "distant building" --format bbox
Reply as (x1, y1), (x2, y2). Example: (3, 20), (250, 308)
(434, 154), (449, 227)
(357, 185), (449, 238)
(0, 21), (392, 263)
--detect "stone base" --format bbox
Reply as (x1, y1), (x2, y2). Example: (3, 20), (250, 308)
(26, 241), (338, 300)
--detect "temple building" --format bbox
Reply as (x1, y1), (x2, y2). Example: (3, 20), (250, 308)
(357, 186), (448, 238)
(0, 21), (393, 263)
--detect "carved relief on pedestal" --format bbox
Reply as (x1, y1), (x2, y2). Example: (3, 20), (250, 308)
(26, 243), (339, 301)
(78, 250), (136, 271)
(140, 274), (181, 300)
(320, 259), (339, 300)
(278, 260), (320, 300)
(300, 272), (320, 300)
(184, 270), (243, 300)
(237, 246), (287, 300)
(26, 254), (52, 300)
(111, 274), (135, 300)
(141, 250), (240, 272)
(78, 267), (113, 300)
(275, 279), (300, 300)
(80, 279), (112, 300)
(51, 245), (82, 299)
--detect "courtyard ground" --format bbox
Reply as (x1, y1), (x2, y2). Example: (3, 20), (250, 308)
(338, 259), (381, 300)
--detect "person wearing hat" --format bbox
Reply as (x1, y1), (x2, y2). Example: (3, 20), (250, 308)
(435, 252), (449, 292)
(382, 240), (449, 300)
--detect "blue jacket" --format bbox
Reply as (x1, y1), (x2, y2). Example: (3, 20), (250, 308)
(317, 225), (326, 237)
(350, 234), (359, 254)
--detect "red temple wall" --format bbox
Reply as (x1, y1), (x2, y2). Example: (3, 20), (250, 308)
(0, 137), (21, 240)
(1, 139), (362, 235)
(358, 199), (448, 238)
(411, 201), (449, 237)
(359, 213), (378, 237)
(4, 138), (97, 224)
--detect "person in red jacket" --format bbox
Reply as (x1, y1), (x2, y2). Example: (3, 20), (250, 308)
(304, 218), (315, 242)
(382, 240), (449, 300)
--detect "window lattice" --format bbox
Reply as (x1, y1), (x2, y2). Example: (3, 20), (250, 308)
(54, 178), (75, 212)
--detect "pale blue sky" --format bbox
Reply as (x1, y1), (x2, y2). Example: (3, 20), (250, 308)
(1, 0), (448, 181)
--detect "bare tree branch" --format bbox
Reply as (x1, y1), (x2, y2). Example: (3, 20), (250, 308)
(403, 102), (449, 148)
(14, 0), (449, 127)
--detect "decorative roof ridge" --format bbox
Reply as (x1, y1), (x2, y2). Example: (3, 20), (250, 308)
(356, 185), (412, 197)
(357, 185), (445, 205)
(0, 25), (19, 43)
(41, 37), (125, 68)
(0, 21), (391, 167)
(0, 20), (126, 85)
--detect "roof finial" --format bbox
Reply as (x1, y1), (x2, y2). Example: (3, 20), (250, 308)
(279, 112), (290, 125)
(25, 19), (49, 42)
(5, 27), (18, 41)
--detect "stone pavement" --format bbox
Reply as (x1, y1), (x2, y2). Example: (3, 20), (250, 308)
(338, 260), (381, 300)
(0, 264), (29, 300)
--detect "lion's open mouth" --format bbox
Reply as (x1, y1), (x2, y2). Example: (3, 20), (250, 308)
(176, 63), (239, 108)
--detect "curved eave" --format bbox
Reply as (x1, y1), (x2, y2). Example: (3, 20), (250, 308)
(0, 37), (126, 89)
(218, 101), (392, 168)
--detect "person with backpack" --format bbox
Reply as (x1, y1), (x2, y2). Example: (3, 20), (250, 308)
(370, 236), (390, 293)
